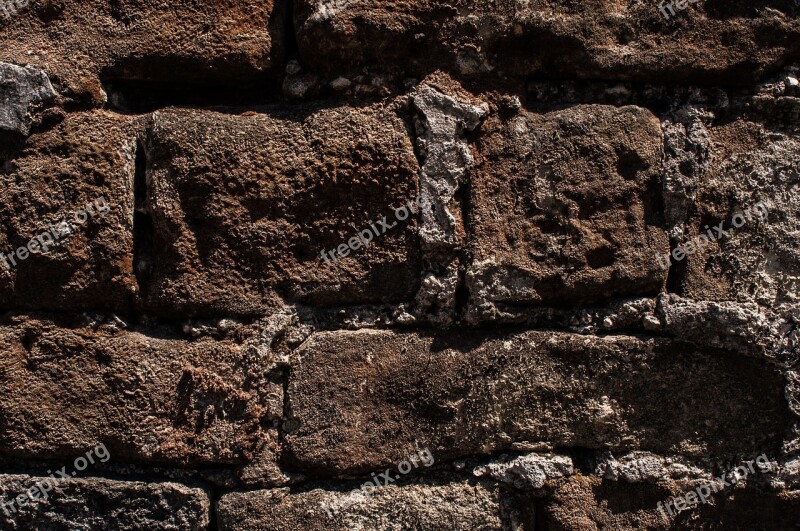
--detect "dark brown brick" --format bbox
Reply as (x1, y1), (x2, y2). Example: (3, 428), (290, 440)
(295, 0), (800, 84)
(0, 112), (136, 313)
(217, 476), (521, 531)
(0, 0), (285, 105)
(285, 330), (786, 475)
(0, 475), (209, 530)
(679, 120), (800, 305)
(139, 103), (422, 317)
(467, 105), (668, 317)
(0, 316), (281, 475)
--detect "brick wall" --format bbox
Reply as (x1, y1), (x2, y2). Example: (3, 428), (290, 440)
(1, 0), (799, 529)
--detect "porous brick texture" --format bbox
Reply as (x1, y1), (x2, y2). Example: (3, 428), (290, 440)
(1, 1), (799, 529)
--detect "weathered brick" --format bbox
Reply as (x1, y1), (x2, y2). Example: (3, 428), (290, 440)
(0, 475), (209, 530)
(467, 105), (668, 317)
(0, 316), (281, 476)
(285, 330), (786, 475)
(678, 119), (800, 306)
(0, 1), (797, 528)
(295, 0), (800, 84)
(139, 103), (422, 317)
(542, 475), (800, 531)
(0, 0), (285, 105)
(0, 111), (136, 312)
(217, 477), (523, 530)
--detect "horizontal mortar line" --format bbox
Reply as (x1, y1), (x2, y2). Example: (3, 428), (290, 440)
(205, 445), (747, 493)
(0, 469), (220, 486)
(0, 305), (784, 347)
(89, 92), (783, 118)
(86, 74), (795, 116)
(51, 97), (796, 131)
(522, 68), (798, 90)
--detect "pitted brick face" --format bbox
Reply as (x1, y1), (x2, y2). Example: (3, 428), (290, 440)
(139, 103), (422, 317)
(467, 105), (669, 316)
(0, 1), (798, 529)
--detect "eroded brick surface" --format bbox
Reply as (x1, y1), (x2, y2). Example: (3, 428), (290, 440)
(139, 103), (422, 317)
(0, 476), (210, 530)
(295, 0), (800, 83)
(0, 316), (282, 477)
(542, 475), (800, 531)
(217, 477), (521, 531)
(0, 0), (285, 106)
(679, 119), (800, 306)
(467, 105), (668, 318)
(285, 330), (786, 475)
(0, 111), (136, 312)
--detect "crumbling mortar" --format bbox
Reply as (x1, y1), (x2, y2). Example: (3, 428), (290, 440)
(400, 85), (489, 327)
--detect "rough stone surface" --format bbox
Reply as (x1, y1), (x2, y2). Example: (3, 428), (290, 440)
(2, 1), (799, 528)
(679, 118), (800, 307)
(0, 315), (283, 481)
(285, 329), (786, 475)
(0, 111), (137, 313)
(217, 477), (523, 531)
(294, 0), (800, 84)
(652, 295), (799, 363)
(0, 476), (210, 530)
(472, 453), (574, 491)
(407, 84), (487, 325)
(467, 104), (668, 320)
(0, 0), (285, 107)
(542, 474), (800, 530)
(139, 103), (422, 317)
(0, 62), (56, 136)
(660, 107), (711, 239)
